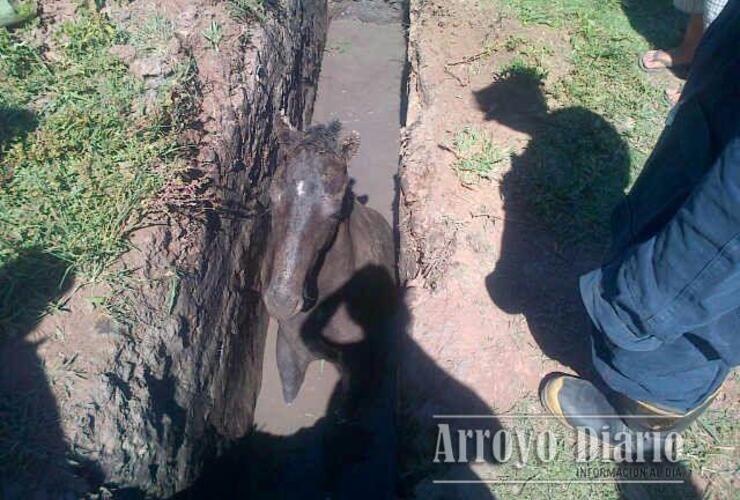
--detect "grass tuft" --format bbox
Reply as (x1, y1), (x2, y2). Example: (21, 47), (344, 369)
(201, 20), (223, 51)
(127, 13), (174, 56)
(451, 126), (508, 184)
(227, 0), (267, 24)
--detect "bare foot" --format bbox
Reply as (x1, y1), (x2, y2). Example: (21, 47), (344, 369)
(641, 14), (704, 72)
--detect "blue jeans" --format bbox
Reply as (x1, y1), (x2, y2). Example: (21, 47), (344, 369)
(580, 1), (740, 412)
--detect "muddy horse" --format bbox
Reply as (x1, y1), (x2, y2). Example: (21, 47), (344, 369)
(262, 119), (397, 405)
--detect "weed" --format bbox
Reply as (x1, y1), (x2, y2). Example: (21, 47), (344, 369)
(451, 127), (508, 184)
(201, 20), (223, 51)
(503, 34), (527, 52)
(126, 13), (174, 56)
(499, 57), (548, 82)
(227, 0), (266, 24)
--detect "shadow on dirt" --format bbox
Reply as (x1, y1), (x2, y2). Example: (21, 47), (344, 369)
(476, 68), (630, 376)
(177, 265), (501, 499)
(0, 249), (103, 497)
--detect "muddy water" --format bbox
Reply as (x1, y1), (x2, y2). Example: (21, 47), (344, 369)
(312, 14), (405, 221)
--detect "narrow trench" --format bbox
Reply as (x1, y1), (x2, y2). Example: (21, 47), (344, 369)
(177, 1), (408, 497)
(254, 0), (406, 436)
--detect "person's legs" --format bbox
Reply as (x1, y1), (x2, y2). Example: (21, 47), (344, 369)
(543, 0), (740, 443)
(641, 0), (729, 71)
(586, 318), (731, 412)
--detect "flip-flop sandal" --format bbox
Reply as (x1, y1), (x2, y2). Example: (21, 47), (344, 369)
(638, 50), (690, 73)
(0, 0), (37, 28)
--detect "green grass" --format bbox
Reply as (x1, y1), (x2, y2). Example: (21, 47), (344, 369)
(0, 10), (189, 336)
(127, 13), (174, 56)
(483, 398), (737, 499)
(227, 0), (267, 24)
(484, 0), (685, 243)
(451, 126), (508, 184)
(498, 0), (681, 161)
(201, 20), (223, 51)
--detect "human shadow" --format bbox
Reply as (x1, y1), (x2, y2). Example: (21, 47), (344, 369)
(0, 249), (103, 497)
(176, 265), (501, 499)
(477, 68), (631, 376)
(477, 69), (704, 500)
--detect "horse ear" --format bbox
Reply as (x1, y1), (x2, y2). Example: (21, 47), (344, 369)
(276, 113), (300, 148)
(340, 131), (360, 162)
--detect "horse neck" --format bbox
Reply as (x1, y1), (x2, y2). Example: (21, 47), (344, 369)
(331, 208), (355, 260)
(315, 202), (357, 293)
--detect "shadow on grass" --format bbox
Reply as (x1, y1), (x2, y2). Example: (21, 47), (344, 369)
(476, 68), (629, 375)
(621, 0), (693, 80)
(0, 105), (36, 151)
(615, 462), (703, 499)
(0, 249), (103, 497)
(175, 266), (502, 499)
(620, 0), (688, 51)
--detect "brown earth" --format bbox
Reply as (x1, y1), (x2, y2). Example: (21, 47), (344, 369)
(398, 0), (738, 493)
(399, 0), (584, 419)
(0, 0), (327, 497)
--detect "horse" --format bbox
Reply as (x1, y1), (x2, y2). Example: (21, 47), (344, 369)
(262, 118), (397, 405)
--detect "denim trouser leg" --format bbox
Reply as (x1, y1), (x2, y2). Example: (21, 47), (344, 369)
(579, 91), (740, 411)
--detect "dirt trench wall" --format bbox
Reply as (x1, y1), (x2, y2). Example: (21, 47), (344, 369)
(398, 0), (436, 284)
(59, 1), (327, 496)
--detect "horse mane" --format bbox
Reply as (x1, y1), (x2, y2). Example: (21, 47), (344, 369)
(301, 120), (343, 155)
